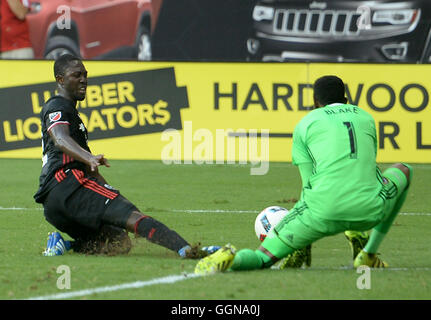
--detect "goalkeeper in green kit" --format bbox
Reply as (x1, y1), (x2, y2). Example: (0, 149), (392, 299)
(195, 75), (412, 274)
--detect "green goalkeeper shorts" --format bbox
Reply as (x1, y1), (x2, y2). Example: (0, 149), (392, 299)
(261, 166), (409, 259)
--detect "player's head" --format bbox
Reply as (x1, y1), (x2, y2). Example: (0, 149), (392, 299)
(313, 75), (348, 108)
(54, 54), (87, 102)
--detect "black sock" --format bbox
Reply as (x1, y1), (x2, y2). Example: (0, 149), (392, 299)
(136, 216), (189, 253)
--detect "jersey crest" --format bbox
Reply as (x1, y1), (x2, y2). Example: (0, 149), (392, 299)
(49, 111), (62, 122)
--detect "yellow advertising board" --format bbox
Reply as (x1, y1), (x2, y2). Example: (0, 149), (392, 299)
(0, 60), (430, 164)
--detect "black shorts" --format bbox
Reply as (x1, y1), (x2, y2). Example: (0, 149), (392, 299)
(43, 168), (138, 241)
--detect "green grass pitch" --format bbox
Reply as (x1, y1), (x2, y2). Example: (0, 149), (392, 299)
(0, 159), (430, 300)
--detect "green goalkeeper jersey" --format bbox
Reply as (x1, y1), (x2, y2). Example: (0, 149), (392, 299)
(292, 103), (385, 221)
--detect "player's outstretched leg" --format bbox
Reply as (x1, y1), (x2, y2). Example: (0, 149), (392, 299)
(354, 163), (412, 268)
(195, 238), (299, 275)
(126, 211), (213, 259)
(194, 244), (279, 275)
(194, 245), (291, 275)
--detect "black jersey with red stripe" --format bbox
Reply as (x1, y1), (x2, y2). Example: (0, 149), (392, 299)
(34, 96), (89, 203)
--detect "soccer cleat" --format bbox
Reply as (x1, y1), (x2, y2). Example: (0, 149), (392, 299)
(201, 246), (221, 255)
(43, 232), (71, 256)
(180, 244), (221, 259)
(194, 244), (237, 275)
(345, 231), (369, 260)
(276, 245), (312, 269)
(353, 250), (388, 268)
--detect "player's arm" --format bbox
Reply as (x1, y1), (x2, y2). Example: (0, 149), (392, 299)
(7, 0), (29, 20)
(85, 165), (109, 185)
(49, 124), (109, 172)
(292, 123), (313, 188)
(297, 163), (313, 188)
(371, 118), (378, 157)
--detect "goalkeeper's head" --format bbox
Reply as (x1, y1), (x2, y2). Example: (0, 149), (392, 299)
(313, 75), (348, 108)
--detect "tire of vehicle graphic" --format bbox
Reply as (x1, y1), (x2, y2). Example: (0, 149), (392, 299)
(44, 36), (80, 60)
(136, 26), (152, 61)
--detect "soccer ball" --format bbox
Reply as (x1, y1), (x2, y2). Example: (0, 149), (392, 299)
(255, 206), (289, 241)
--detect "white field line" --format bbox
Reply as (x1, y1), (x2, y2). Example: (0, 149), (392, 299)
(0, 206), (430, 216)
(26, 266), (431, 300)
(26, 273), (201, 300)
(0, 207), (42, 211)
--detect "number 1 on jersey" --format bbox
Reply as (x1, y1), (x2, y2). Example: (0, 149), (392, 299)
(343, 121), (358, 159)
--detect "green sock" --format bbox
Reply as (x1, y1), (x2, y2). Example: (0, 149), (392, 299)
(365, 163), (412, 254)
(230, 249), (271, 271)
(364, 229), (386, 254)
(364, 189), (407, 254)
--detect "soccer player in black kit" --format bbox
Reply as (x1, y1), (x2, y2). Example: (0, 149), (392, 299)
(34, 54), (214, 258)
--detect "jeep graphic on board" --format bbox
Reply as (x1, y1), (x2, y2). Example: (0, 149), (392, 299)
(25, 0), (163, 61)
(247, 0), (431, 63)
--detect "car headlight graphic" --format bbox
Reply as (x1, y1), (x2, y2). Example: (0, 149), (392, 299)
(372, 9), (419, 25)
(253, 6), (275, 21)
